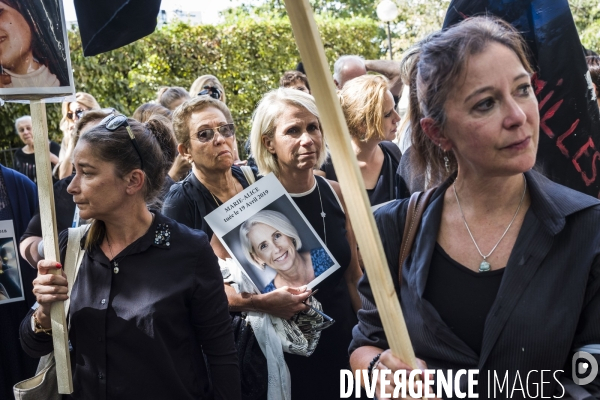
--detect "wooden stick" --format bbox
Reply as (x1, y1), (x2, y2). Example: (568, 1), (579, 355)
(283, 0), (418, 369)
(30, 100), (73, 394)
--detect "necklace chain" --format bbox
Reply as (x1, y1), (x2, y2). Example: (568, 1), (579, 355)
(315, 177), (327, 246)
(209, 176), (238, 207)
(453, 174), (526, 272)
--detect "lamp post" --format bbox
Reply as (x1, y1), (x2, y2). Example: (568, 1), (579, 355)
(376, 0), (399, 60)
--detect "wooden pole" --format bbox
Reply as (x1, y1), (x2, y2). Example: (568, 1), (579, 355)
(30, 100), (73, 394)
(283, 0), (418, 369)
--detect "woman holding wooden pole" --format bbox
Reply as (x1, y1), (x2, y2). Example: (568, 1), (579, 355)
(350, 17), (600, 398)
(20, 115), (240, 399)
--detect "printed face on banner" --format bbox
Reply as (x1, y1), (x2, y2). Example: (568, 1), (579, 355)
(0, 220), (25, 304)
(205, 173), (340, 293)
(0, 0), (75, 99)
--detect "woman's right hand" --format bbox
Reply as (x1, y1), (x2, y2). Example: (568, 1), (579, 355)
(255, 286), (311, 320)
(32, 260), (68, 327)
(375, 350), (440, 399)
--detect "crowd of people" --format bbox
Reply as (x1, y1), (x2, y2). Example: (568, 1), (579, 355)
(1, 15), (600, 400)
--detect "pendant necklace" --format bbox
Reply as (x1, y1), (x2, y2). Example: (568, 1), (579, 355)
(209, 176), (238, 207)
(453, 174), (526, 272)
(106, 213), (155, 274)
(314, 177), (327, 245)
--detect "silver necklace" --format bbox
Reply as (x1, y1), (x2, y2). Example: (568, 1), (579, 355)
(106, 236), (120, 274)
(314, 177), (327, 245)
(453, 174), (526, 272)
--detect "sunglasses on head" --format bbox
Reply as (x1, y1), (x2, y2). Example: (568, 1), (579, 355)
(67, 108), (86, 120)
(198, 85), (222, 100)
(100, 114), (145, 170)
(195, 123), (235, 143)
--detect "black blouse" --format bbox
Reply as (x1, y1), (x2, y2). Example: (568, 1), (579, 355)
(162, 166), (256, 239)
(20, 213), (240, 400)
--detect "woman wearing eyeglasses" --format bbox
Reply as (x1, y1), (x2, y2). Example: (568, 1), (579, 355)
(20, 115), (240, 399)
(56, 92), (101, 179)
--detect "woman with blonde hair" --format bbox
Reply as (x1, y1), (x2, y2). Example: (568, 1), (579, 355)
(189, 74), (227, 103)
(338, 74), (402, 205)
(239, 210), (334, 293)
(56, 92), (101, 178)
(250, 88), (363, 399)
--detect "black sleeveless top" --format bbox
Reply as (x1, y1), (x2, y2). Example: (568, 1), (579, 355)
(424, 243), (505, 355)
(286, 176), (362, 398)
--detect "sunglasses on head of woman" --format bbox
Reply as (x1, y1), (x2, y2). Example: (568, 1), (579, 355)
(195, 123), (235, 143)
(67, 108), (86, 120)
(100, 114), (145, 171)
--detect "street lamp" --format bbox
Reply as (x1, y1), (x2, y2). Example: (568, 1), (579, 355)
(376, 0), (399, 60)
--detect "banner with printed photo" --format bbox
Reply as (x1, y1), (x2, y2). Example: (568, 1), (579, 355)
(205, 173), (341, 294)
(0, 220), (25, 304)
(0, 0), (75, 100)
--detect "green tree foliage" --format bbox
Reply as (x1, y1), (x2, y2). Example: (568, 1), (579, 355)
(0, 15), (381, 155)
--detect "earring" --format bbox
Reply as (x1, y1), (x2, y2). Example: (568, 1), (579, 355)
(444, 153), (450, 173)
(292, 238), (297, 247)
(262, 263), (268, 268)
(188, 159), (193, 164)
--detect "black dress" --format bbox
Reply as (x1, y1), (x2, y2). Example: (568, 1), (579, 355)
(320, 141), (401, 205)
(12, 141), (60, 184)
(287, 175), (359, 399)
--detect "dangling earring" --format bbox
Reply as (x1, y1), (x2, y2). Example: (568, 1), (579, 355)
(439, 142), (450, 173)
(292, 238), (297, 247)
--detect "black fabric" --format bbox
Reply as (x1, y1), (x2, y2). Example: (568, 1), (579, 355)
(350, 169), (600, 398)
(20, 213), (241, 400)
(162, 165), (257, 239)
(0, 166), (39, 400)
(230, 313), (267, 400)
(74, 0), (161, 56)
(424, 244), (505, 356)
(12, 141), (60, 185)
(285, 176), (363, 399)
(320, 141), (402, 204)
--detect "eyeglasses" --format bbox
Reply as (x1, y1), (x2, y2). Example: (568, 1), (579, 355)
(195, 123), (235, 143)
(67, 108), (87, 120)
(100, 114), (144, 170)
(197, 85), (222, 100)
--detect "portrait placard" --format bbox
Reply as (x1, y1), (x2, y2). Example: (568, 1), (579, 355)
(0, 220), (25, 305)
(205, 173), (341, 293)
(0, 0), (75, 101)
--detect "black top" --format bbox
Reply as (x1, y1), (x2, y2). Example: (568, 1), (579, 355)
(12, 141), (60, 184)
(162, 165), (257, 238)
(424, 244), (505, 355)
(350, 170), (600, 397)
(320, 141), (401, 205)
(285, 176), (362, 398)
(20, 213), (241, 400)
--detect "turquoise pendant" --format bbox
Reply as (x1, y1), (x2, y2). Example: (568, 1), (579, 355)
(479, 260), (491, 272)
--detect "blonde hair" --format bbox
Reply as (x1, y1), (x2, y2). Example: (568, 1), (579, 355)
(250, 88), (328, 176)
(156, 87), (191, 110)
(171, 95), (234, 150)
(239, 210), (302, 269)
(59, 92), (101, 151)
(339, 74), (389, 142)
(189, 75), (227, 104)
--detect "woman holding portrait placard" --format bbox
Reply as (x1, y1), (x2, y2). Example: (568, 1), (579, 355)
(350, 17), (600, 398)
(250, 88), (363, 399)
